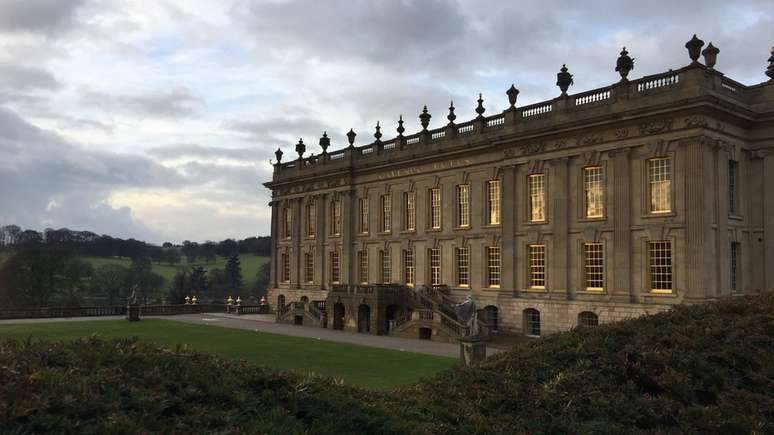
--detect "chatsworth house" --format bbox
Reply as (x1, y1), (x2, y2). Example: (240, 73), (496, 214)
(263, 35), (774, 340)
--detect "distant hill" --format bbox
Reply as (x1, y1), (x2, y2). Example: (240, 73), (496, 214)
(2, 295), (772, 433)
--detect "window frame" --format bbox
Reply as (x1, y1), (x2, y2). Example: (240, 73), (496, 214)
(403, 249), (415, 287)
(330, 250), (340, 284)
(648, 240), (673, 294)
(486, 246), (501, 288)
(583, 242), (604, 292)
(429, 188), (442, 230)
(647, 157), (673, 215)
(528, 173), (546, 222)
(582, 166), (605, 219)
(380, 249), (391, 284)
(486, 179), (502, 226)
(404, 191), (416, 232)
(728, 159), (739, 215)
(330, 200), (341, 236)
(456, 184), (470, 228)
(305, 202), (316, 238)
(304, 252), (314, 283)
(358, 197), (369, 234)
(358, 250), (369, 284)
(456, 246), (470, 288)
(429, 247), (441, 286)
(381, 194), (392, 233)
(528, 244), (546, 290)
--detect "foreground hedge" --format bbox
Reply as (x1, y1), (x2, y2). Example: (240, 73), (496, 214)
(2, 295), (773, 434)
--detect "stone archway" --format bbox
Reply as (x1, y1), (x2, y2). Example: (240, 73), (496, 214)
(385, 304), (401, 333)
(277, 294), (286, 310)
(357, 304), (371, 333)
(333, 302), (345, 330)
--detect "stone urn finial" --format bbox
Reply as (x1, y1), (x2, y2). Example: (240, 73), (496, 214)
(615, 47), (635, 82)
(295, 138), (305, 159)
(447, 101), (456, 125)
(396, 115), (405, 136)
(475, 93), (485, 118)
(685, 34), (704, 64)
(556, 64), (574, 96)
(702, 42), (720, 69)
(419, 106), (431, 131)
(765, 46), (774, 81)
(319, 131), (330, 154)
(274, 147), (283, 163)
(346, 128), (356, 148)
(506, 85), (519, 108)
(374, 121), (382, 144)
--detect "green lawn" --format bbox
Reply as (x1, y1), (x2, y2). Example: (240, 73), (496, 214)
(0, 319), (456, 389)
(85, 255), (270, 290)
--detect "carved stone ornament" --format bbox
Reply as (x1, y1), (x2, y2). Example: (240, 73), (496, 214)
(504, 148), (517, 158)
(639, 118), (674, 135)
(419, 106), (431, 131)
(346, 129), (356, 147)
(702, 42), (720, 69)
(556, 64), (574, 95)
(614, 127), (630, 139)
(506, 84), (520, 108)
(522, 142), (546, 155)
(577, 133), (603, 146)
(685, 115), (708, 128)
(685, 34), (705, 64)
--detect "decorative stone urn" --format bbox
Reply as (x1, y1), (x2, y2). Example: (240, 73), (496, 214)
(556, 64), (574, 96)
(615, 47), (635, 81)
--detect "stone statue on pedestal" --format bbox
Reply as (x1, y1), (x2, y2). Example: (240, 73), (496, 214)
(453, 295), (479, 338)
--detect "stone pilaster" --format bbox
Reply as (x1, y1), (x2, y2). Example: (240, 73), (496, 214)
(550, 157), (569, 298)
(269, 200), (278, 288)
(715, 145), (729, 296)
(501, 165), (516, 292)
(611, 148), (632, 301)
(293, 198), (302, 289)
(764, 151), (774, 293)
(684, 140), (710, 300)
(316, 194), (326, 289)
(341, 191), (354, 285)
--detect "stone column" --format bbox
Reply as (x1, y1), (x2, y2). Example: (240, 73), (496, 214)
(341, 191), (354, 285)
(684, 140), (710, 300)
(764, 151), (774, 293)
(550, 157), (569, 298)
(611, 148), (632, 301)
(316, 194), (326, 290)
(501, 165), (516, 292)
(293, 198), (302, 289)
(269, 200), (278, 288)
(715, 145), (729, 296)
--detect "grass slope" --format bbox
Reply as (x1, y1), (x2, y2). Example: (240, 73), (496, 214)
(84, 255), (270, 292)
(2, 296), (773, 434)
(0, 319), (455, 389)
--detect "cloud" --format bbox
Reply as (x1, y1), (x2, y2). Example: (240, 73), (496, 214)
(0, 107), (180, 241)
(0, 0), (85, 35)
(80, 86), (204, 119)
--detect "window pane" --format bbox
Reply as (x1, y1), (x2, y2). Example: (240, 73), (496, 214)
(430, 188), (442, 229)
(730, 242), (739, 292)
(649, 158), (672, 213)
(305, 253), (314, 283)
(487, 246), (501, 287)
(584, 242), (604, 291)
(456, 247), (469, 286)
(359, 198), (369, 233)
(457, 185), (470, 227)
(405, 192), (416, 231)
(381, 249), (391, 283)
(529, 174), (545, 221)
(430, 248), (441, 285)
(382, 195), (392, 232)
(404, 250), (414, 286)
(488, 180), (501, 225)
(358, 250), (368, 283)
(649, 240), (673, 292)
(529, 244), (546, 288)
(583, 167), (604, 218)
(306, 203), (316, 237)
(729, 160), (738, 214)
(330, 251), (340, 283)
(331, 201), (341, 235)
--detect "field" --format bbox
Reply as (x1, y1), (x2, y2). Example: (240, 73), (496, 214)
(0, 319), (456, 389)
(84, 254), (270, 290)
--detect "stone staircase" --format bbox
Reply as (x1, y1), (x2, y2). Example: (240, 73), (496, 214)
(391, 285), (490, 342)
(276, 300), (326, 327)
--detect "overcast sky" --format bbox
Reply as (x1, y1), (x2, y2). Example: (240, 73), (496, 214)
(0, 0), (771, 244)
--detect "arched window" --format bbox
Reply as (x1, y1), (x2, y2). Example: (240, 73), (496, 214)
(523, 308), (541, 336)
(300, 296), (309, 304)
(484, 305), (499, 331)
(578, 311), (599, 327)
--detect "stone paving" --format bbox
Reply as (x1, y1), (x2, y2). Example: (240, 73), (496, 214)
(0, 313), (502, 358)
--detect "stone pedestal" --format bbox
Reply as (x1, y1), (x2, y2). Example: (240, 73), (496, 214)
(459, 337), (486, 366)
(126, 304), (140, 321)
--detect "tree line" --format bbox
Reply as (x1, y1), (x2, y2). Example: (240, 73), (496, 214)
(0, 225), (271, 309)
(0, 225), (271, 260)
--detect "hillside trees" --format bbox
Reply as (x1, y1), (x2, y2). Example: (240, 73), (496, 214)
(224, 254), (243, 295)
(92, 264), (131, 305)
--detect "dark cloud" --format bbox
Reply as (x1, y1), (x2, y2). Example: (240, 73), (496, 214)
(0, 64), (61, 92)
(148, 144), (262, 161)
(0, 107), (181, 241)
(0, 0), (85, 35)
(80, 86), (204, 118)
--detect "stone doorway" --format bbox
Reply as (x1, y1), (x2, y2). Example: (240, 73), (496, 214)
(357, 304), (370, 333)
(333, 302), (345, 330)
(385, 304), (401, 333)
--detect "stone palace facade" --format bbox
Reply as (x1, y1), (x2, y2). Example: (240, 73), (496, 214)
(263, 36), (774, 339)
